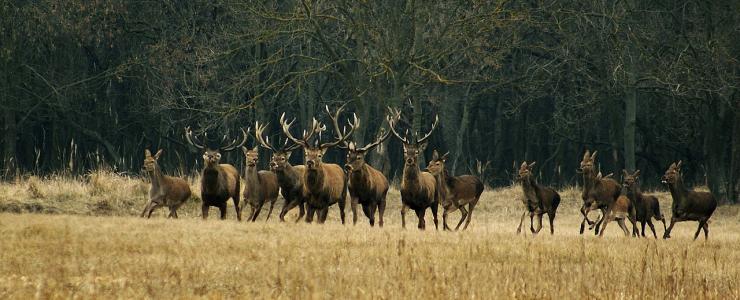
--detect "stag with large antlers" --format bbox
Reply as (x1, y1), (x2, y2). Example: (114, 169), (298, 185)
(330, 112), (391, 227)
(427, 150), (484, 231)
(185, 126), (246, 220)
(279, 106), (357, 224)
(240, 125), (280, 222)
(254, 122), (308, 222)
(661, 161), (717, 240)
(579, 150), (622, 235)
(515, 161), (560, 235)
(388, 107), (440, 230)
(141, 149), (192, 219)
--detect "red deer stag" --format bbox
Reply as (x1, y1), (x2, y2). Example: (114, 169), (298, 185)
(661, 161), (717, 240)
(623, 169), (666, 238)
(141, 149), (192, 218)
(329, 111), (390, 227)
(426, 150), (484, 231)
(280, 109), (357, 224)
(579, 150), (621, 235)
(185, 127), (246, 220)
(597, 172), (639, 237)
(515, 161), (560, 234)
(254, 122), (308, 222)
(387, 108), (440, 230)
(240, 124), (280, 222)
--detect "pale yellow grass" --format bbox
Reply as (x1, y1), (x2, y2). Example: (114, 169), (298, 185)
(0, 173), (739, 299)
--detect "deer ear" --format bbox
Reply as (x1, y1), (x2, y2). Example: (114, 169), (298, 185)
(520, 161), (527, 168)
(241, 146), (249, 156)
(154, 149), (164, 159)
(633, 170), (640, 177)
(285, 151), (293, 159)
(432, 150), (439, 161)
(320, 147), (328, 155)
(596, 172), (603, 180)
(441, 152), (449, 162)
(590, 150), (598, 161)
(623, 169), (629, 177)
(528, 161), (536, 169)
(676, 160), (683, 169)
(419, 142), (428, 152)
(145, 149), (152, 157)
(583, 150), (590, 161)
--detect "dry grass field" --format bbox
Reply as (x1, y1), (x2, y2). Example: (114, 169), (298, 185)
(1, 171), (739, 299)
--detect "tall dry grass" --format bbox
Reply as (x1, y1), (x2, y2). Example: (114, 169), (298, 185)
(0, 172), (738, 299)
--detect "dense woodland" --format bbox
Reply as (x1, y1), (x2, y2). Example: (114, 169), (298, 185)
(1, 0), (738, 203)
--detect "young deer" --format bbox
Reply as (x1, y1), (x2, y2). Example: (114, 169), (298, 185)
(332, 114), (390, 227)
(280, 108), (357, 224)
(623, 170), (666, 238)
(579, 150), (622, 235)
(185, 127), (246, 221)
(427, 150), (484, 231)
(387, 107), (440, 230)
(515, 161), (560, 234)
(661, 161), (717, 240)
(240, 124), (280, 222)
(254, 122), (307, 222)
(141, 149), (192, 218)
(598, 172), (639, 237)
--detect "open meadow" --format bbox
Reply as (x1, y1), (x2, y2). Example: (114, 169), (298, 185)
(1, 171), (739, 299)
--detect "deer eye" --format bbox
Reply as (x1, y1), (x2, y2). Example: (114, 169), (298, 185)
(215, 153), (221, 159)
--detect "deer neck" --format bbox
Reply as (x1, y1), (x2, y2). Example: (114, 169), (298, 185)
(432, 169), (450, 200)
(350, 164), (370, 186)
(148, 164), (164, 191)
(305, 164), (325, 191)
(245, 164), (260, 190)
(402, 164), (421, 191)
(520, 176), (538, 203)
(582, 170), (597, 191)
(668, 177), (689, 204)
(276, 163), (301, 188)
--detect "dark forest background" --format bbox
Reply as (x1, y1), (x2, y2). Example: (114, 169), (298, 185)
(1, 0), (738, 203)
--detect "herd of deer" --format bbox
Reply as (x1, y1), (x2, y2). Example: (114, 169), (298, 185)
(140, 107), (718, 240)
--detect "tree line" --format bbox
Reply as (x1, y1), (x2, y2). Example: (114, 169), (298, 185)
(1, 0), (738, 203)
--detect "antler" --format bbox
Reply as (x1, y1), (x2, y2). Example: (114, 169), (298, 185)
(320, 108), (358, 149)
(221, 128), (249, 151)
(279, 112), (323, 149)
(386, 107), (410, 145)
(184, 126), (206, 150)
(254, 121), (274, 151)
(358, 127), (390, 152)
(415, 115), (439, 144)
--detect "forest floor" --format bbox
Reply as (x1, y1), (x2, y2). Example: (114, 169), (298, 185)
(1, 171), (739, 298)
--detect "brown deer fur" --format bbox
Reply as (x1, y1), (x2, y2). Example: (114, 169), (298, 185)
(141, 149), (192, 219)
(388, 108), (440, 230)
(280, 109), (356, 224)
(241, 140), (280, 222)
(598, 172), (639, 237)
(623, 170), (666, 238)
(515, 161), (560, 235)
(427, 151), (484, 231)
(662, 161), (717, 240)
(185, 127), (246, 221)
(344, 141), (390, 227)
(579, 150), (622, 235)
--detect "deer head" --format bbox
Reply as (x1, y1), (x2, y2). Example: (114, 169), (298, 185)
(579, 150), (598, 175)
(387, 107), (439, 168)
(279, 106), (358, 171)
(253, 121), (302, 172)
(622, 169), (641, 188)
(185, 126), (248, 167)
(516, 161), (536, 182)
(661, 161), (682, 184)
(143, 149), (164, 172)
(426, 150), (449, 176)
(329, 110), (390, 173)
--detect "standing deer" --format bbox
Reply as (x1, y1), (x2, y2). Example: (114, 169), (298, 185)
(597, 172), (639, 237)
(280, 108), (357, 224)
(254, 122), (308, 222)
(427, 150), (484, 231)
(141, 149), (192, 219)
(331, 113), (390, 227)
(387, 108), (440, 230)
(623, 169), (666, 238)
(579, 150), (622, 235)
(185, 127), (246, 221)
(515, 161), (560, 235)
(661, 161), (717, 240)
(240, 124), (280, 222)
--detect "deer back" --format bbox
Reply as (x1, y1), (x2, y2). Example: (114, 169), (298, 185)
(306, 163), (346, 200)
(161, 176), (192, 206)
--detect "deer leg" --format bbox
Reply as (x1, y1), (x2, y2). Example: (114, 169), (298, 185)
(296, 201), (306, 223)
(279, 198), (297, 222)
(338, 190), (347, 225)
(430, 202), (439, 231)
(305, 206), (315, 223)
(598, 211), (612, 237)
(702, 221), (709, 240)
(361, 203), (372, 224)
(233, 196), (242, 222)
(517, 210), (527, 234)
(617, 219), (630, 236)
(647, 220), (657, 239)
(147, 203), (162, 218)
(377, 200), (386, 228)
(593, 209), (605, 235)
(251, 201), (265, 222)
(265, 198), (277, 221)
(219, 203), (227, 220)
(351, 196), (359, 225)
(534, 214), (544, 234)
(366, 203), (376, 227)
(172, 208), (179, 219)
(463, 202), (477, 230)
(141, 200), (154, 218)
(454, 206), (468, 231)
(547, 211), (556, 235)
(529, 212), (536, 233)
(401, 204), (408, 229)
(201, 203), (209, 220)
(693, 220), (706, 241)
(318, 208), (329, 224)
(641, 221), (647, 238)
(415, 209), (427, 230)
(442, 208), (451, 231)
(663, 217), (679, 239)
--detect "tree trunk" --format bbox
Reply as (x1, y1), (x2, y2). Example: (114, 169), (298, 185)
(3, 109), (17, 178)
(730, 98), (740, 204)
(624, 90), (637, 172)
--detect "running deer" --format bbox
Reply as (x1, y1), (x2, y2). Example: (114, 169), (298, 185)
(141, 149), (192, 218)
(280, 108), (357, 224)
(330, 111), (390, 227)
(387, 107), (440, 230)
(597, 172), (639, 237)
(623, 169), (666, 238)
(185, 127), (246, 220)
(515, 161), (560, 234)
(240, 124), (280, 222)
(661, 161), (717, 240)
(579, 150), (621, 234)
(426, 150), (484, 231)
(254, 122), (308, 222)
